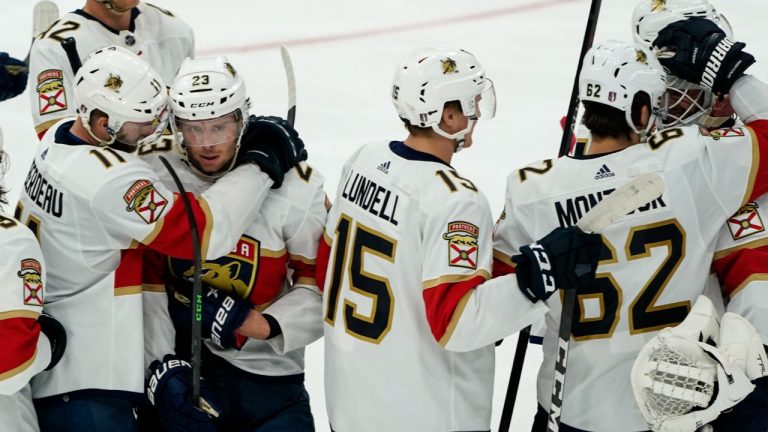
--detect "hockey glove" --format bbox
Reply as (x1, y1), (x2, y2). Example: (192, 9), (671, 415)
(653, 18), (755, 95)
(38, 312), (66, 371)
(236, 115), (308, 188)
(512, 226), (602, 303)
(146, 354), (220, 432)
(0, 52), (28, 102)
(168, 283), (252, 350)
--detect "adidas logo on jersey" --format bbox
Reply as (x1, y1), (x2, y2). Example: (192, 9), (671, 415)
(594, 164), (615, 180)
(377, 161), (391, 174)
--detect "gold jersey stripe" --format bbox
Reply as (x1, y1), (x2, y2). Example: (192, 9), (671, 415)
(0, 351), (37, 381)
(0, 310), (40, 321)
(422, 270), (491, 290)
(713, 236), (768, 260)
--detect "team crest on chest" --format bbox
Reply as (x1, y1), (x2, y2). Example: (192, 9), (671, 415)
(36, 69), (68, 115)
(123, 179), (168, 224)
(18, 259), (43, 306)
(443, 221), (479, 269)
(727, 201), (765, 240)
(170, 235), (260, 299)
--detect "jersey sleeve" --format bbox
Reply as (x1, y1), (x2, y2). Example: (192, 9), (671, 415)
(421, 190), (546, 352)
(0, 222), (51, 395)
(141, 248), (175, 369)
(92, 161), (272, 261)
(711, 200), (768, 345)
(263, 168), (327, 354)
(28, 36), (78, 139)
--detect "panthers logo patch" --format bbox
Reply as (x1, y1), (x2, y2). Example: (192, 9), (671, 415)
(18, 259), (43, 306)
(37, 69), (68, 115)
(727, 202), (765, 240)
(123, 180), (168, 224)
(443, 221), (479, 269)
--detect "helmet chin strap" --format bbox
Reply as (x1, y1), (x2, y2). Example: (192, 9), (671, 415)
(80, 117), (116, 147)
(431, 118), (476, 153)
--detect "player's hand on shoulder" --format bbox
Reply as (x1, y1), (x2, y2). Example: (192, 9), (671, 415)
(235, 115), (308, 188)
(168, 283), (252, 349)
(653, 17), (755, 95)
(146, 354), (220, 432)
(512, 226), (602, 303)
(0, 52), (28, 102)
(38, 312), (66, 371)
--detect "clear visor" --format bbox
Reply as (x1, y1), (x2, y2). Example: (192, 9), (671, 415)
(116, 109), (169, 146)
(174, 112), (243, 147)
(466, 79), (496, 121)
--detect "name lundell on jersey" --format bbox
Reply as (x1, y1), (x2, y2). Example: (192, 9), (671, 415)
(340, 170), (400, 226)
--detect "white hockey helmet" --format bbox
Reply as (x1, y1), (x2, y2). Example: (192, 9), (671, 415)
(392, 47), (495, 150)
(579, 40), (667, 136)
(74, 45), (168, 147)
(632, 0), (734, 128)
(168, 57), (249, 178)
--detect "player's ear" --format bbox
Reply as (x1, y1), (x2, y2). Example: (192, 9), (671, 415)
(440, 102), (464, 131)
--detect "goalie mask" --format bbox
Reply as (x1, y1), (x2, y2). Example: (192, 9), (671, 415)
(632, 0), (735, 128)
(391, 47), (496, 151)
(169, 57), (250, 179)
(74, 46), (168, 148)
(579, 40), (667, 137)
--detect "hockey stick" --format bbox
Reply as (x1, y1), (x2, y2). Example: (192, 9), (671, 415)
(546, 172), (665, 432)
(557, 0), (602, 158)
(499, 3), (603, 430)
(23, 0), (59, 65)
(280, 46), (296, 126)
(157, 156), (207, 412)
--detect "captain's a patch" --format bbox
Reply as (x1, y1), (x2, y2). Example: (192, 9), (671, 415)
(443, 221), (479, 269)
(727, 201), (764, 240)
(124, 180), (168, 224)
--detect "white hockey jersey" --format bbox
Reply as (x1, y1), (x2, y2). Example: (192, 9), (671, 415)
(493, 82), (768, 430)
(16, 120), (271, 399)
(141, 148), (327, 378)
(27, 2), (194, 138)
(0, 212), (48, 432)
(317, 141), (545, 432)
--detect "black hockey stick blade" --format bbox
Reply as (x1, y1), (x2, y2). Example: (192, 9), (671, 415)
(61, 37), (82, 74)
(158, 156), (204, 408)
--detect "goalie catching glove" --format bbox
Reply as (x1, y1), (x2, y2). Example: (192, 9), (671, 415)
(653, 18), (755, 95)
(631, 296), (768, 432)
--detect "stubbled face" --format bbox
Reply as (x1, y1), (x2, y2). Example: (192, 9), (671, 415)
(100, 0), (140, 14)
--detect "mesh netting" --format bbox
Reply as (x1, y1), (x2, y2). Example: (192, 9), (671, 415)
(642, 344), (716, 423)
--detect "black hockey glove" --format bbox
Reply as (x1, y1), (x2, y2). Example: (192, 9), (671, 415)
(146, 354), (220, 432)
(0, 52), (28, 102)
(653, 18), (755, 95)
(168, 283), (252, 350)
(512, 226), (602, 303)
(38, 312), (66, 371)
(236, 115), (308, 188)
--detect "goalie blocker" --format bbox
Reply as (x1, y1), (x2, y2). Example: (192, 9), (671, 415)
(631, 295), (768, 432)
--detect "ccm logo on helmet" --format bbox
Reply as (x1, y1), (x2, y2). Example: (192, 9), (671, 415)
(190, 102), (215, 108)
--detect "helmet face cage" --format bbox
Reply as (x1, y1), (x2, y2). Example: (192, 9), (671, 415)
(391, 48), (496, 130)
(579, 40), (668, 135)
(632, 0), (732, 128)
(74, 46), (168, 147)
(169, 57), (249, 178)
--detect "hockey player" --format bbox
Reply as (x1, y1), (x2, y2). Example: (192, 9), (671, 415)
(493, 30), (768, 431)
(0, 52), (28, 101)
(316, 47), (602, 431)
(28, 0), (194, 139)
(16, 46), (305, 431)
(141, 57), (326, 431)
(0, 129), (65, 432)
